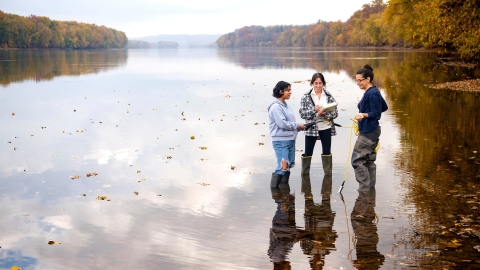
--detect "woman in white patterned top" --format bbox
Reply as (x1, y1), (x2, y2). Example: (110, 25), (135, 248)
(299, 72), (338, 176)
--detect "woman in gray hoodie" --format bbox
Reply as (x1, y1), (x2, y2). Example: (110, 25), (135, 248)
(268, 81), (306, 187)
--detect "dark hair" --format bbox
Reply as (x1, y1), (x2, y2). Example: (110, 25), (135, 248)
(310, 72), (326, 86)
(272, 81), (291, 98)
(356, 64), (374, 82)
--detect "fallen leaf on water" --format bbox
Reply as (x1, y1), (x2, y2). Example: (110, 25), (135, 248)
(190, 136), (195, 140)
(47, 240), (61, 245)
(96, 196), (108, 201)
(181, 118), (186, 121)
(137, 170), (141, 173)
(445, 239), (462, 248)
(199, 146), (207, 150)
(259, 142), (264, 146)
(197, 183), (210, 186)
(81, 194), (86, 196)
(86, 172), (98, 177)
(12, 112), (15, 116)
(134, 191), (139, 195)
(102, 184), (111, 187)
(261, 135), (265, 137)
(166, 156), (172, 159)
(231, 165), (236, 170)
(70, 175), (81, 180)
(23, 214), (29, 216)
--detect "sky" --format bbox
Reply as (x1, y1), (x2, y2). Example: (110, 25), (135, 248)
(1, 0), (375, 38)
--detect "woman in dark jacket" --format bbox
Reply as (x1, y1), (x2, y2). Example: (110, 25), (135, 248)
(299, 72), (338, 176)
(351, 65), (388, 192)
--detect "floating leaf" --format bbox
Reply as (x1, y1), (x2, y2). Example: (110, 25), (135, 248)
(70, 175), (81, 180)
(231, 165), (236, 170)
(134, 191), (139, 195)
(190, 136), (195, 140)
(23, 214), (29, 216)
(80, 194), (86, 196)
(259, 142), (264, 146)
(197, 183), (210, 186)
(136, 170), (141, 173)
(199, 146), (207, 150)
(445, 239), (462, 248)
(47, 240), (61, 245)
(96, 195), (108, 201)
(86, 172), (98, 177)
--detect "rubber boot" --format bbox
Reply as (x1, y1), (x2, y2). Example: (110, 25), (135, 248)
(270, 173), (283, 188)
(301, 155), (312, 175)
(280, 171), (290, 184)
(321, 154), (332, 175)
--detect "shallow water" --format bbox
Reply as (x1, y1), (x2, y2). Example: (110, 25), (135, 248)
(1, 48), (480, 269)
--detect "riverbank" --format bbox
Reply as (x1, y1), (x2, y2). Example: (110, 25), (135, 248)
(427, 79), (480, 92)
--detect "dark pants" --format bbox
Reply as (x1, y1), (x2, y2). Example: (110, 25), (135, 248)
(351, 127), (381, 192)
(304, 128), (331, 156)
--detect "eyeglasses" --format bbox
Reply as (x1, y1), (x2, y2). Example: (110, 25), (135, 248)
(355, 78), (366, 83)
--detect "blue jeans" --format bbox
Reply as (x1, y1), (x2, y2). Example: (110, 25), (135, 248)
(272, 140), (296, 175)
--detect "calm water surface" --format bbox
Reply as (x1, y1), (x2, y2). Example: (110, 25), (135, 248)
(1, 48), (480, 269)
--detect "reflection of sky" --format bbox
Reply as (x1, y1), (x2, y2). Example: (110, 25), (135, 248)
(1, 49), (409, 269)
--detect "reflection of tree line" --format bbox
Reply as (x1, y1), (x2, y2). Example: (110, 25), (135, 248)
(0, 50), (127, 86)
(268, 176), (383, 269)
(216, 48), (441, 88)
(381, 54), (480, 266)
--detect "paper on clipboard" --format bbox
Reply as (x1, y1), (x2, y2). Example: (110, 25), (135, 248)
(321, 102), (338, 112)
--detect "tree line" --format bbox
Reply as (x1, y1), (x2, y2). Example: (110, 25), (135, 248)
(127, 40), (179, 49)
(216, 0), (480, 59)
(0, 10), (127, 49)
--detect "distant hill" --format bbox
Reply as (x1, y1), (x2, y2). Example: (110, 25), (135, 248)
(132, 34), (221, 48)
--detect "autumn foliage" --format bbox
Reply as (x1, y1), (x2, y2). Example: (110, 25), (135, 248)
(0, 10), (127, 49)
(217, 0), (480, 59)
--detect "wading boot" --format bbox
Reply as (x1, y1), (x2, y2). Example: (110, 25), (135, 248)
(321, 154), (332, 175)
(280, 171), (290, 184)
(301, 155), (312, 175)
(270, 173), (283, 188)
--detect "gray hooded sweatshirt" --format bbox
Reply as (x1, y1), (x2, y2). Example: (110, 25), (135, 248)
(267, 99), (300, 141)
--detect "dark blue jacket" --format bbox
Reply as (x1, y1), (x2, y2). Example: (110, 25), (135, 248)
(357, 86), (388, 133)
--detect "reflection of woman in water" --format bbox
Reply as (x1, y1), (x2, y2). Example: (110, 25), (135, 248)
(351, 188), (385, 269)
(268, 183), (297, 268)
(268, 81), (305, 187)
(351, 65), (388, 192)
(299, 174), (338, 268)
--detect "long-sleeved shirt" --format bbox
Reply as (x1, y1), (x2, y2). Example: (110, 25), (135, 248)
(357, 86), (388, 133)
(268, 99), (300, 141)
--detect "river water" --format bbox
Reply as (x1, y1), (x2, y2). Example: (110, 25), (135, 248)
(1, 48), (480, 269)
